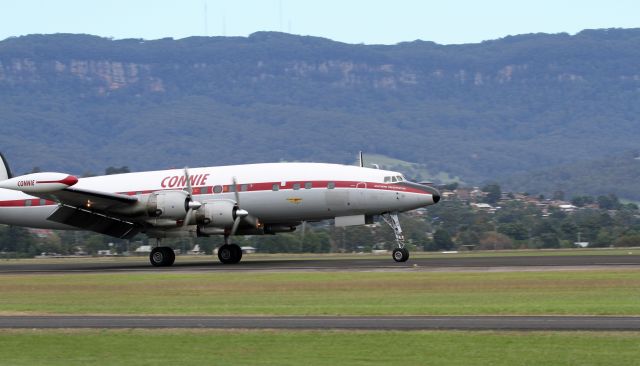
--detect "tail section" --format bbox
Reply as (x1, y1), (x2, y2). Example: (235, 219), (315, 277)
(0, 153), (13, 181)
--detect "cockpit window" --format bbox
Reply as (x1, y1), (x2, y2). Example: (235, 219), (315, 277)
(391, 176), (398, 182)
(396, 175), (403, 182)
(384, 176), (391, 183)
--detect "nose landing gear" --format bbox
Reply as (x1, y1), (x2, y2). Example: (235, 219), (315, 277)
(382, 212), (409, 262)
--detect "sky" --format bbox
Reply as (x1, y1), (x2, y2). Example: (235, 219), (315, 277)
(1, 0), (639, 45)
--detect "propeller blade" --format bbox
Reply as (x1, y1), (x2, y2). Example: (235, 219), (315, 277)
(230, 217), (242, 236)
(181, 167), (201, 228)
(182, 208), (193, 227)
(231, 176), (241, 205)
(229, 208), (248, 236)
(183, 167), (193, 195)
(228, 177), (250, 236)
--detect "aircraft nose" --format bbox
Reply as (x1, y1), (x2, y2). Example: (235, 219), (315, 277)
(421, 184), (441, 204)
(400, 182), (441, 205)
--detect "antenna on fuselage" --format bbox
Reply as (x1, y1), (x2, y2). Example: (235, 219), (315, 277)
(358, 151), (364, 168)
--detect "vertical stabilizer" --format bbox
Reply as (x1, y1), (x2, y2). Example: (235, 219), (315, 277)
(0, 153), (13, 181)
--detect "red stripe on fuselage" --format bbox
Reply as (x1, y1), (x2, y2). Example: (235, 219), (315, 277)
(0, 180), (431, 207)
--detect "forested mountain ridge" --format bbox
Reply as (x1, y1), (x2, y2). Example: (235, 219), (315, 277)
(1, 29), (640, 198)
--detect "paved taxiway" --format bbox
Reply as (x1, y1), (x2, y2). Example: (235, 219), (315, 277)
(0, 315), (639, 331)
(0, 254), (638, 274)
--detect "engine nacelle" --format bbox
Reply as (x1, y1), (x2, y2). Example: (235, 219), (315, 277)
(197, 199), (238, 228)
(146, 190), (189, 219)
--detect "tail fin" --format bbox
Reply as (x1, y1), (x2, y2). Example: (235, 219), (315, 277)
(0, 153), (13, 181)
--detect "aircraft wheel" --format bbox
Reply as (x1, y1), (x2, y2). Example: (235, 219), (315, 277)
(230, 244), (243, 263)
(392, 247), (409, 262)
(150, 247), (175, 267)
(164, 247), (176, 266)
(218, 244), (242, 264)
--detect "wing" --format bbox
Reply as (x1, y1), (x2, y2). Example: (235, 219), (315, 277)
(32, 187), (142, 239)
(38, 186), (138, 211)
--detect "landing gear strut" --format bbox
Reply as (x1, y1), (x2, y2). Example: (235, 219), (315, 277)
(217, 235), (243, 264)
(382, 212), (409, 262)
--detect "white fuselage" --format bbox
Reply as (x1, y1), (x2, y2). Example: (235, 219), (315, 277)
(0, 162), (438, 233)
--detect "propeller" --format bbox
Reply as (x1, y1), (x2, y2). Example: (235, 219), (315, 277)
(230, 176), (249, 236)
(182, 167), (202, 227)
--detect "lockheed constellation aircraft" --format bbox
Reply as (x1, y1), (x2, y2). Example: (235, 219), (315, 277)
(0, 153), (440, 266)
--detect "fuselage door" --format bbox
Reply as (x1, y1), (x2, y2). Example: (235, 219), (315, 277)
(353, 182), (368, 210)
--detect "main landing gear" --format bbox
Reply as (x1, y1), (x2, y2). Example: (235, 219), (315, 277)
(382, 212), (409, 262)
(217, 235), (243, 264)
(150, 246), (176, 267)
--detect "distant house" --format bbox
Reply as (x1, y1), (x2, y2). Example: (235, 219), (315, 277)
(471, 203), (498, 213)
(558, 204), (578, 213)
(241, 246), (257, 254)
(134, 245), (152, 254)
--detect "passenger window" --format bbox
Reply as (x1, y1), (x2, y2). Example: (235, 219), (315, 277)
(305, 182), (312, 189)
(228, 185), (236, 192)
(327, 182), (336, 189)
(24, 200), (32, 206)
(240, 184), (248, 192)
(272, 184), (280, 191)
(384, 176), (391, 183)
(293, 183), (301, 190)
(40, 199), (46, 206)
(213, 185), (222, 193)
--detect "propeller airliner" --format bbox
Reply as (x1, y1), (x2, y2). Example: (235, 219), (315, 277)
(0, 153), (440, 266)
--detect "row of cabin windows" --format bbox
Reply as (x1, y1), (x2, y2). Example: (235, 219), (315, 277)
(24, 181), (341, 206)
(24, 199), (48, 206)
(184, 182), (337, 194)
(210, 184), (249, 194)
(272, 182), (334, 191)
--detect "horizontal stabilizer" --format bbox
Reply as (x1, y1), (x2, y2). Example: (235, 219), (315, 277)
(0, 172), (78, 193)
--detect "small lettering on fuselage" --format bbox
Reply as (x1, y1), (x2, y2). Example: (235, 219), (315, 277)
(17, 180), (35, 187)
(160, 174), (210, 188)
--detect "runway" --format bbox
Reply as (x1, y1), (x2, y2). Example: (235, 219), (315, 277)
(0, 254), (638, 274)
(0, 315), (639, 330)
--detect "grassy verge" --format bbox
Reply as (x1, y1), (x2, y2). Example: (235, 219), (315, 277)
(0, 329), (638, 366)
(1, 270), (638, 315)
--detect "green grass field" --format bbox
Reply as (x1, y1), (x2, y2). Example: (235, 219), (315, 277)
(0, 329), (638, 366)
(1, 270), (639, 315)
